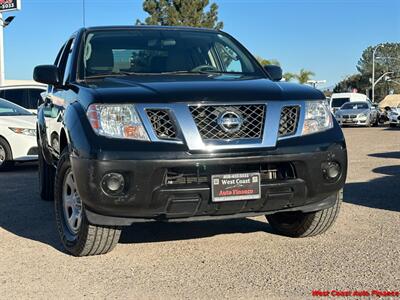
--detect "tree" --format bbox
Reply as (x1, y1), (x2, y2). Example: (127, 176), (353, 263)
(136, 0), (223, 29)
(357, 43), (400, 77)
(334, 43), (400, 100)
(283, 72), (296, 82)
(255, 56), (280, 66)
(333, 74), (370, 94)
(254, 59), (314, 84)
(295, 68), (315, 84)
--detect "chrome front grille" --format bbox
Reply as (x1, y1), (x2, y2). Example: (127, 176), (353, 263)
(278, 106), (300, 137)
(342, 115), (357, 119)
(146, 109), (177, 139)
(189, 104), (266, 140)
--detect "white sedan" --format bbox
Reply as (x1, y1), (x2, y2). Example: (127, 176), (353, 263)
(0, 98), (38, 170)
(388, 107), (400, 128)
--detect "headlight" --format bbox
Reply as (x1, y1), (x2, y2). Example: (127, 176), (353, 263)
(302, 100), (333, 135)
(9, 128), (36, 136)
(87, 104), (149, 141)
(358, 113), (368, 118)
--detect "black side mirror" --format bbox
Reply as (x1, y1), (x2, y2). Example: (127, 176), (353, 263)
(33, 65), (61, 86)
(264, 65), (282, 81)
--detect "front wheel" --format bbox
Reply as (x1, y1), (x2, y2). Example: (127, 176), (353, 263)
(54, 149), (121, 256)
(38, 149), (55, 201)
(266, 190), (343, 237)
(0, 137), (13, 171)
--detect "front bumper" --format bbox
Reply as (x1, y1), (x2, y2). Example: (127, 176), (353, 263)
(71, 142), (347, 226)
(337, 117), (368, 126)
(6, 133), (38, 161)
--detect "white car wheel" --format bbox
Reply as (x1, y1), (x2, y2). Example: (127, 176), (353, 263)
(0, 137), (12, 170)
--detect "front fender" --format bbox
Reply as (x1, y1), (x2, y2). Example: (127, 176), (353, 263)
(64, 102), (98, 159)
(37, 104), (53, 164)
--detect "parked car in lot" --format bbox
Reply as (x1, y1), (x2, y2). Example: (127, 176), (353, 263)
(0, 98), (38, 170)
(330, 92), (370, 114)
(378, 94), (400, 128)
(0, 84), (46, 113)
(387, 106), (400, 127)
(34, 26), (347, 256)
(335, 101), (379, 127)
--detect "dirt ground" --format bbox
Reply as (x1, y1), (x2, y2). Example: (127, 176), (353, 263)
(0, 127), (399, 299)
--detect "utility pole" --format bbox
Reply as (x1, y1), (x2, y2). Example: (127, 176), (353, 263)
(372, 44), (384, 103)
(307, 80), (327, 88)
(82, 0), (86, 27)
(0, 12), (4, 87)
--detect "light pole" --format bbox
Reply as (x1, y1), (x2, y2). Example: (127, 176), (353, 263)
(0, 14), (15, 87)
(387, 78), (400, 86)
(307, 80), (327, 88)
(372, 44), (384, 103)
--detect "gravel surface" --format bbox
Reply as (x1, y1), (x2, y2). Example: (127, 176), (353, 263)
(0, 127), (399, 299)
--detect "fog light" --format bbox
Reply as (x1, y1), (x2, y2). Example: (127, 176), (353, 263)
(322, 162), (341, 180)
(101, 173), (125, 196)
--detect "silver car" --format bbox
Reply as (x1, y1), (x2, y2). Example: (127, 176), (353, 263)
(335, 101), (379, 127)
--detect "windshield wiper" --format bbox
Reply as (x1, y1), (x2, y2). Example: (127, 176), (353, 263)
(196, 70), (247, 75)
(159, 71), (206, 75)
(84, 70), (248, 79)
(84, 72), (135, 79)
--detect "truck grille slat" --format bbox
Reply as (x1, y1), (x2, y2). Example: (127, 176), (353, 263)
(278, 106), (300, 137)
(189, 104), (266, 140)
(165, 162), (296, 185)
(146, 109), (177, 139)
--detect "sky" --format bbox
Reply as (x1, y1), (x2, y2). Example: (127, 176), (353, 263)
(2, 0), (400, 88)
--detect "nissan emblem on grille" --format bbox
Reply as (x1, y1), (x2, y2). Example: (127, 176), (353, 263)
(217, 111), (243, 133)
(189, 104), (266, 141)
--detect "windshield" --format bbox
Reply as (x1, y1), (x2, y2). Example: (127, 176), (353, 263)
(331, 98), (350, 108)
(0, 98), (32, 116)
(81, 29), (264, 78)
(341, 102), (369, 110)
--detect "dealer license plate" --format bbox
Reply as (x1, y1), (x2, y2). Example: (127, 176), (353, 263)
(211, 172), (261, 202)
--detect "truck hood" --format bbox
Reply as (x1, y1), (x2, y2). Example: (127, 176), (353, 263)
(79, 74), (324, 105)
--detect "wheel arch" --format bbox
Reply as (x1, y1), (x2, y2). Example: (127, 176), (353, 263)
(0, 135), (13, 160)
(59, 128), (69, 154)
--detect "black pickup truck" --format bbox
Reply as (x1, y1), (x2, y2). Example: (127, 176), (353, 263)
(34, 26), (347, 256)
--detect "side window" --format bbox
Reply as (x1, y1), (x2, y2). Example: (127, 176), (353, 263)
(215, 42), (243, 73)
(0, 90), (5, 99)
(4, 89), (26, 108)
(58, 39), (75, 84)
(28, 89), (45, 109)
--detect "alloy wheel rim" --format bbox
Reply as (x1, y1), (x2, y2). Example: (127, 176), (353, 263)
(0, 145), (5, 166)
(62, 170), (82, 234)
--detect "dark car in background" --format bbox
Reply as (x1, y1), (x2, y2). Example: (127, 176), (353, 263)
(34, 26), (347, 256)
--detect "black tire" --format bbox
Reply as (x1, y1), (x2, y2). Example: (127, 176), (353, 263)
(0, 137), (13, 171)
(38, 149), (55, 201)
(55, 149), (121, 256)
(266, 189), (343, 238)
